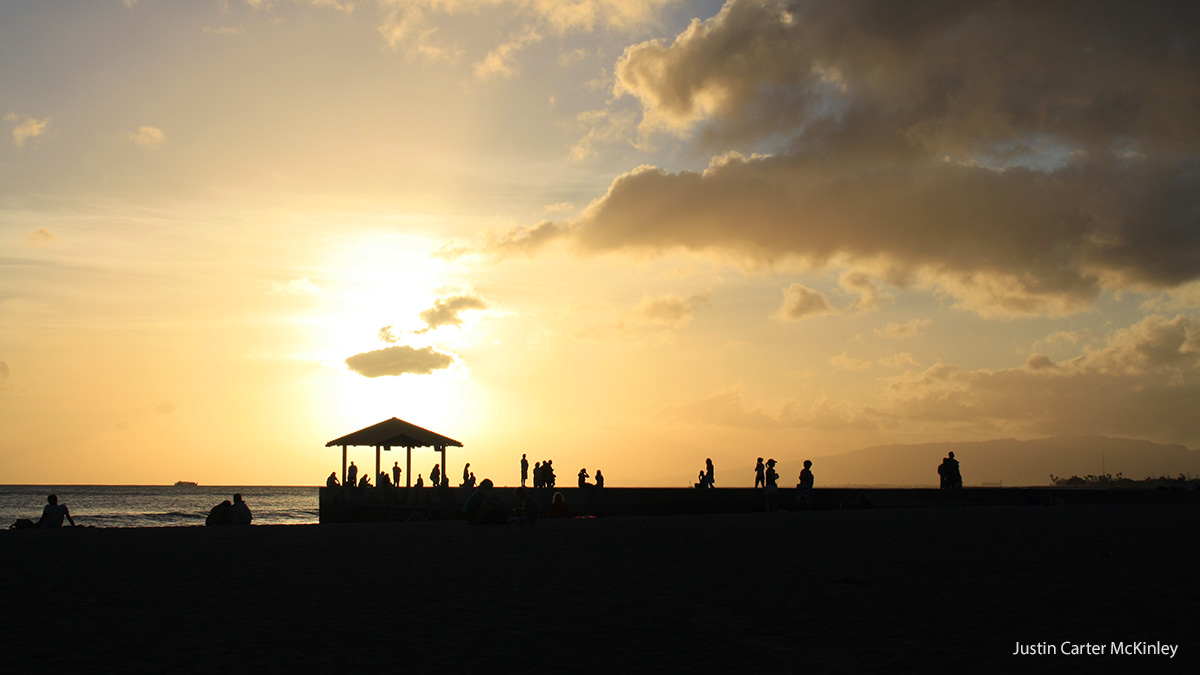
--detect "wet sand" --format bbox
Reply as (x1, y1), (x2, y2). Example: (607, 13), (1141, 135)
(2, 504), (1196, 673)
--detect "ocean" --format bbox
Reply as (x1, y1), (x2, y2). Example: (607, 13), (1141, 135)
(1, 485), (320, 528)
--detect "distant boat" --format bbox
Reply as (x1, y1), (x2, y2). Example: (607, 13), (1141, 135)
(174, 481), (198, 487)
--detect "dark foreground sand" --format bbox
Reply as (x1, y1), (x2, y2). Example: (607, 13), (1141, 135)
(2, 504), (1196, 674)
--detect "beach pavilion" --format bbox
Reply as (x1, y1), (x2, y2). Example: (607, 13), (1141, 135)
(326, 417), (462, 488)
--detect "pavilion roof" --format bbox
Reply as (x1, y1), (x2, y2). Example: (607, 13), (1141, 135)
(325, 417), (463, 448)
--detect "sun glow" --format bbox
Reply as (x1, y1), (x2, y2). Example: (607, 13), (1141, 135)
(302, 230), (485, 438)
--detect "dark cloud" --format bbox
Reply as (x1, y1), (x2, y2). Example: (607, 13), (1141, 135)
(495, 0), (1200, 317)
(344, 345), (454, 378)
(416, 293), (489, 332)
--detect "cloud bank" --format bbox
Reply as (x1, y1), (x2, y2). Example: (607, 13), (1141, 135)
(488, 0), (1200, 318)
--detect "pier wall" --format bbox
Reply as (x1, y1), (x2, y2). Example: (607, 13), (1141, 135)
(318, 485), (1199, 523)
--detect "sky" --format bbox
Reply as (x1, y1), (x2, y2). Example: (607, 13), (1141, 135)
(2, 0), (1199, 487)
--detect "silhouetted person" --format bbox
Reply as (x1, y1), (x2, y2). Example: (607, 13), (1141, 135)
(393, 461), (401, 487)
(533, 461), (542, 488)
(467, 472), (476, 489)
(797, 460), (815, 509)
(521, 453), (529, 487)
(695, 470), (707, 489)
(764, 459), (780, 511)
(545, 460), (556, 488)
(430, 463), (441, 488)
(595, 470), (604, 488)
(346, 461), (358, 488)
(326, 472), (340, 488)
(415, 474), (424, 488)
(509, 486), (539, 524)
(462, 463), (471, 486)
(37, 494), (75, 528)
(358, 475), (372, 488)
(548, 492), (569, 519)
(463, 478), (505, 524)
(206, 500), (232, 526)
(938, 452), (962, 490)
(705, 458), (715, 488)
(380, 471), (393, 488)
(578, 468), (591, 488)
(230, 493), (252, 526)
(754, 457), (765, 489)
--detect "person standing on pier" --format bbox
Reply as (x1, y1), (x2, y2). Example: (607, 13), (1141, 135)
(797, 460), (815, 509)
(764, 459), (780, 511)
(430, 463), (441, 488)
(347, 461), (358, 488)
(705, 458), (715, 488)
(393, 461), (401, 487)
(754, 457), (765, 489)
(521, 453), (529, 487)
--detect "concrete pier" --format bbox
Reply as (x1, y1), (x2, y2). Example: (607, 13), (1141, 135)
(318, 485), (1200, 523)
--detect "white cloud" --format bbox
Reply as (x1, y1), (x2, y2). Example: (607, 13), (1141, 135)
(25, 229), (58, 246)
(875, 319), (931, 340)
(123, 126), (165, 150)
(473, 26), (542, 81)
(772, 283), (835, 321)
(5, 114), (51, 148)
(269, 276), (321, 295)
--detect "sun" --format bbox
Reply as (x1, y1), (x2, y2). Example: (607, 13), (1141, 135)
(304, 230), (484, 436)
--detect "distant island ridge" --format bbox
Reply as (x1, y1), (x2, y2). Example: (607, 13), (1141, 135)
(757, 435), (1200, 488)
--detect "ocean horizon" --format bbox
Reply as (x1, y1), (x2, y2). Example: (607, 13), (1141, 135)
(1, 484), (320, 529)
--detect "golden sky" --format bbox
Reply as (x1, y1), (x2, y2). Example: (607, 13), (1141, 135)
(2, 0), (1199, 486)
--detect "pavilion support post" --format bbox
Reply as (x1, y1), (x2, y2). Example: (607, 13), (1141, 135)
(342, 445), (347, 484)
(375, 446), (381, 486)
(439, 445), (447, 486)
(406, 447), (412, 487)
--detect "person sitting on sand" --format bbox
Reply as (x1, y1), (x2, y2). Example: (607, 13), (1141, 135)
(358, 475), (372, 488)
(206, 500), (232, 526)
(378, 471), (392, 488)
(37, 494), (76, 528)
(508, 486), (539, 525)
(415, 474), (424, 488)
(797, 460), (815, 510)
(326, 472), (340, 488)
(346, 461), (358, 487)
(230, 493), (252, 526)
(695, 470), (708, 489)
(463, 479), (505, 524)
(754, 457), (765, 489)
(595, 470), (604, 488)
(548, 492), (569, 519)
(764, 459), (780, 511)
(578, 468), (591, 488)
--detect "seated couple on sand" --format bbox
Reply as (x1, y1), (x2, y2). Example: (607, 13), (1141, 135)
(205, 494), (253, 526)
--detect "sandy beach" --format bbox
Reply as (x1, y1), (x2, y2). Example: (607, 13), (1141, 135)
(2, 503), (1195, 673)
